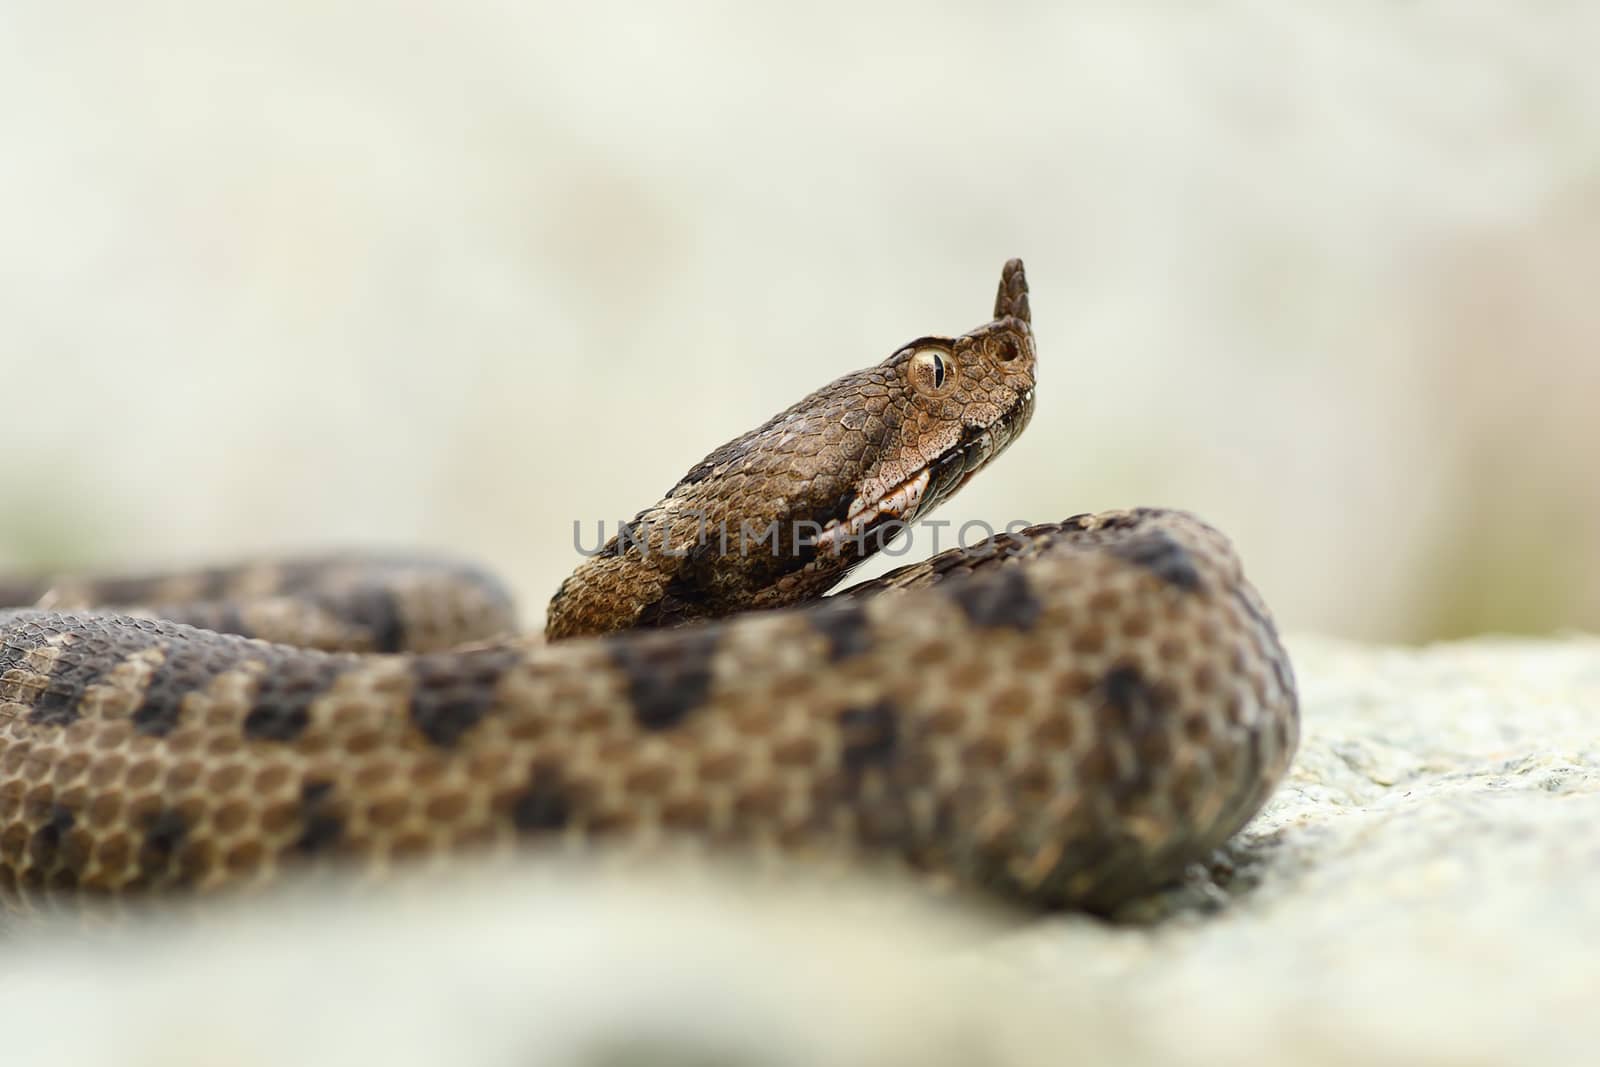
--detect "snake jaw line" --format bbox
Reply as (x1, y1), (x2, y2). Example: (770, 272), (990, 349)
(819, 366), (1036, 561)
(814, 373), (1035, 558)
(813, 468), (932, 556)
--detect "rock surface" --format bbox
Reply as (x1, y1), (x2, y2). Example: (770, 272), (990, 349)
(0, 636), (1595, 1066)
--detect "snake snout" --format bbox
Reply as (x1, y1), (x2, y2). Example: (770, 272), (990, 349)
(994, 258), (1031, 325)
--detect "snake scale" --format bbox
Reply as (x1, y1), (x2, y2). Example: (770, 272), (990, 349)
(0, 260), (1297, 914)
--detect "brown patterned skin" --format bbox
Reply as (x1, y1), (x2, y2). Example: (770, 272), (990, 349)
(0, 555), (518, 654)
(0, 260), (1297, 914)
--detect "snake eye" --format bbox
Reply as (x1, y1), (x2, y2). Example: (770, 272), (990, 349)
(909, 348), (953, 396)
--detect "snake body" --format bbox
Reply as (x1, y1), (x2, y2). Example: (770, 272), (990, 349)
(0, 261), (1297, 912)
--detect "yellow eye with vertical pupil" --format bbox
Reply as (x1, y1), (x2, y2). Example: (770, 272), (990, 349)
(909, 348), (952, 395)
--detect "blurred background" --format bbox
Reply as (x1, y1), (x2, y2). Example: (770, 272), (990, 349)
(1, 1), (1595, 643)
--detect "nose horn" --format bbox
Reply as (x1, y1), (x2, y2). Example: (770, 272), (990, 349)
(994, 258), (1030, 325)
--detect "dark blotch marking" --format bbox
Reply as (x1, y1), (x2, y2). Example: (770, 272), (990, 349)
(130, 700), (183, 737)
(1094, 664), (1171, 809)
(640, 486), (858, 628)
(293, 779), (344, 854)
(29, 805), (75, 864)
(242, 704), (310, 742)
(631, 479), (872, 629)
(510, 766), (572, 832)
(337, 585), (407, 653)
(132, 637), (249, 737)
(29, 676), (91, 728)
(1102, 665), (1155, 728)
(839, 699), (900, 771)
(808, 599), (875, 662)
(244, 659), (348, 743)
(946, 567), (1041, 631)
(608, 628), (720, 731)
(141, 809), (189, 858)
(408, 647), (519, 747)
(1108, 530), (1202, 592)
(138, 808), (190, 879)
(634, 549), (724, 631)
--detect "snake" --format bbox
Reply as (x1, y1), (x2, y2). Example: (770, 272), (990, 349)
(0, 260), (1297, 914)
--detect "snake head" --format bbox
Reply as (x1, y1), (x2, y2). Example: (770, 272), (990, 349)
(808, 259), (1037, 557)
(544, 259), (1039, 638)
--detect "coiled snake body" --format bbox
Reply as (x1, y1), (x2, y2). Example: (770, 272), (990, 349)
(0, 261), (1296, 913)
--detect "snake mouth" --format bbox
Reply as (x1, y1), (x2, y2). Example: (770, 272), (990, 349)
(812, 385), (1036, 556)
